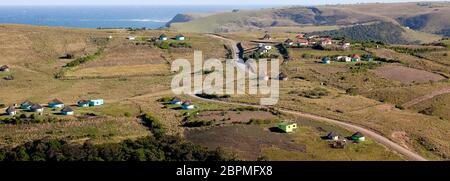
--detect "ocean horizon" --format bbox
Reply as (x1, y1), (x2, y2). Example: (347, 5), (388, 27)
(0, 5), (278, 29)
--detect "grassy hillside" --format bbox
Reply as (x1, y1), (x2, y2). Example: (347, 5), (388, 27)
(169, 2), (450, 36)
(311, 22), (441, 44)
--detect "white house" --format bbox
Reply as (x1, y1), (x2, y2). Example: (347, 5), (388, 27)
(336, 56), (351, 62)
(127, 36), (136, 40)
(30, 104), (44, 113)
(6, 106), (16, 116)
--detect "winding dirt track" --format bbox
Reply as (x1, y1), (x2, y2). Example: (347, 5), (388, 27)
(402, 87), (450, 108)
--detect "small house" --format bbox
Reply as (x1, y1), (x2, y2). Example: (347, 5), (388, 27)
(362, 54), (373, 61)
(326, 132), (339, 141)
(278, 72), (288, 81)
(170, 97), (183, 105)
(127, 36), (136, 40)
(30, 104), (44, 113)
(48, 99), (64, 108)
(61, 106), (74, 115)
(342, 42), (351, 49)
(20, 101), (33, 110)
(159, 34), (168, 41)
(89, 99), (104, 106)
(181, 101), (195, 110)
(296, 33), (305, 39)
(284, 39), (294, 46)
(77, 100), (90, 107)
(322, 57), (331, 64)
(175, 34), (185, 41)
(296, 39), (309, 47)
(0, 65), (10, 72)
(262, 34), (271, 40)
(321, 38), (332, 45)
(336, 56), (351, 62)
(351, 54), (361, 62)
(351, 132), (366, 142)
(278, 122), (298, 133)
(6, 106), (16, 116)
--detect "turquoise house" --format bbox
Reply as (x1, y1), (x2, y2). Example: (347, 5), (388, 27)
(77, 100), (90, 107)
(170, 97), (183, 105)
(175, 34), (185, 41)
(159, 34), (168, 41)
(181, 101), (195, 110)
(48, 98), (64, 108)
(61, 106), (74, 115)
(89, 99), (104, 106)
(322, 57), (331, 64)
(20, 100), (33, 110)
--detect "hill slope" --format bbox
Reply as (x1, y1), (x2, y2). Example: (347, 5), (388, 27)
(168, 2), (450, 37)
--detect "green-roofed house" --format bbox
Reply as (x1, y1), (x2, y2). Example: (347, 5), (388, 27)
(351, 132), (366, 142)
(77, 100), (90, 107)
(20, 100), (33, 110)
(278, 122), (298, 133)
(175, 34), (185, 41)
(159, 34), (168, 41)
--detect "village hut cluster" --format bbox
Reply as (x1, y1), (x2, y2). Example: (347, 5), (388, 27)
(321, 54), (373, 64)
(276, 121), (366, 149)
(284, 33), (351, 49)
(169, 96), (196, 110)
(0, 65), (10, 72)
(127, 33), (186, 42)
(3, 98), (104, 116)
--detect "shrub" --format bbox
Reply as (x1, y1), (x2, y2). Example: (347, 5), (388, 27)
(184, 120), (214, 127)
(141, 113), (165, 138)
(300, 88), (329, 99)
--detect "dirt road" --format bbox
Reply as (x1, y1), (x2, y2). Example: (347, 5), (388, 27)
(402, 87), (450, 108)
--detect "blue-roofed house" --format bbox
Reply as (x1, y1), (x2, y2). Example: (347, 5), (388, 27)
(159, 34), (168, 41)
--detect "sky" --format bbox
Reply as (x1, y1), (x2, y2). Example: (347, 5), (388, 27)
(0, 0), (446, 6)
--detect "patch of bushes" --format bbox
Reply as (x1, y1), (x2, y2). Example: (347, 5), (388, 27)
(395, 104), (405, 110)
(300, 87), (329, 99)
(0, 114), (60, 125)
(0, 136), (231, 161)
(346, 87), (359, 96)
(140, 113), (165, 138)
(184, 120), (214, 127)
(196, 93), (230, 99)
(247, 118), (280, 125)
(64, 51), (101, 68)
(157, 97), (172, 102)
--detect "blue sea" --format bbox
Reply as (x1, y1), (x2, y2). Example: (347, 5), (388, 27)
(0, 5), (274, 29)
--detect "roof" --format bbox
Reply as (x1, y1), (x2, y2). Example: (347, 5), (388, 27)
(182, 101), (192, 106)
(297, 39), (308, 43)
(352, 132), (364, 137)
(6, 106), (16, 113)
(49, 98), (64, 104)
(279, 72), (288, 78)
(159, 34), (167, 37)
(172, 96), (182, 102)
(327, 131), (338, 137)
(0, 65), (9, 69)
(285, 39), (293, 43)
(176, 34), (185, 37)
(21, 100), (33, 106)
(31, 104), (43, 109)
(279, 122), (296, 126)
(61, 106), (74, 112)
(78, 100), (90, 104)
(322, 57), (331, 61)
(352, 54), (361, 58)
